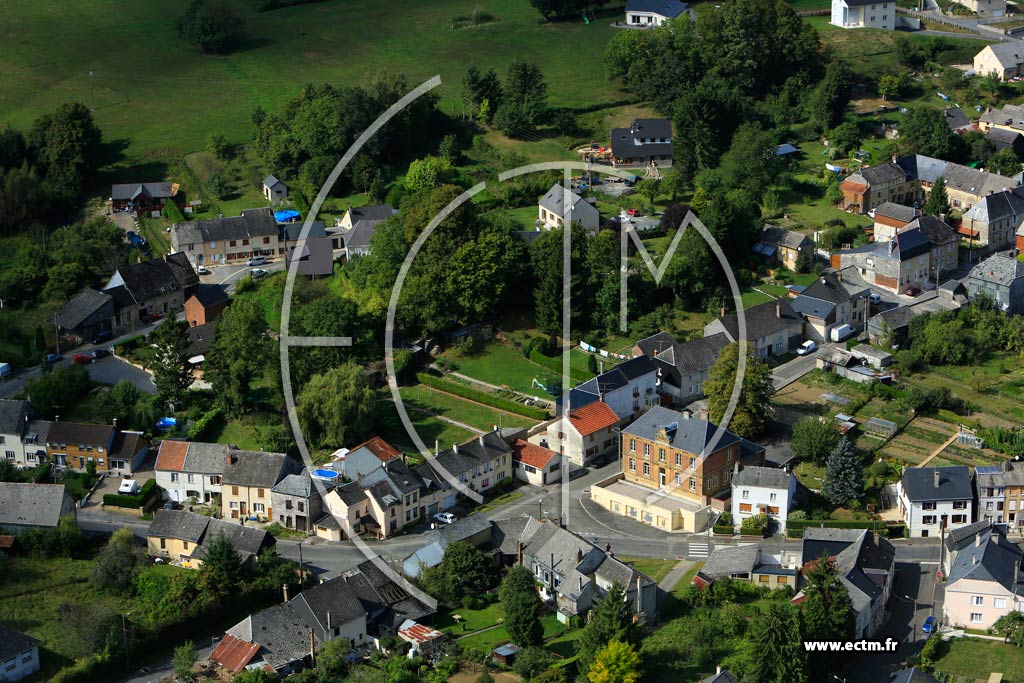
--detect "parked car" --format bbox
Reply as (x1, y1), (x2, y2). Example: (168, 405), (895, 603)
(162, 500), (181, 510)
(433, 512), (457, 525)
(196, 265), (210, 275)
(44, 353), (62, 364)
(869, 293), (882, 305)
(922, 616), (936, 634)
(905, 284), (921, 297)
(247, 255), (267, 267)
(797, 340), (817, 356)
(71, 354), (94, 365)
(0, 362), (10, 379)
(118, 479), (141, 495)
(251, 268), (268, 280)
(92, 330), (112, 345)
(91, 348), (112, 360)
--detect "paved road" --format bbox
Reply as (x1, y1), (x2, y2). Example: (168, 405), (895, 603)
(87, 355), (157, 393)
(772, 351), (819, 390)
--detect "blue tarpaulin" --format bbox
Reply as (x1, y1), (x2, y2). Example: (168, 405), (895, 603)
(275, 210), (300, 222)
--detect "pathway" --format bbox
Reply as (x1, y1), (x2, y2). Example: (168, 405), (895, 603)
(658, 558), (695, 592)
(917, 430), (960, 468)
(401, 401), (486, 435)
(449, 371), (505, 392)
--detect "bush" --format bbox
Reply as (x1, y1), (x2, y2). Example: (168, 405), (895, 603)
(161, 201), (186, 223)
(528, 349), (592, 383)
(415, 373), (548, 420)
(176, 0), (246, 54)
(188, 406), (223, 440)
(103, 479), (157, 508)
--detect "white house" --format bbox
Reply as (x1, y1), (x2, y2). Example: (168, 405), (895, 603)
(534, 400), (619, 468)
(943, 522), (1024, 629)
(831, 0), (895, 30)
(511, 439), (561, 485)
(568, 355), (658, 424)
(0, 625), (40, 682)
(262, 175), (288, 203)
(538, 183), (600, 233)
(0, 400), (32, 468)
(896, 466), (975, 538)
(730, 464), (797, 532)
(154, 440), (228, 505)
(974, 42), (1024, 81)
(624, 0), (688, 26)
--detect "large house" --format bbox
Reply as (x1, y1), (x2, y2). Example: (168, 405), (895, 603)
(271, 470), (325, 534)
(731, 464), (797, 532)
(966, 251), (1024, 314)
(0, 400), (48, 469)
(961, 0), (1007, 17)
(146, 509), (275, 568)
(872, 202), (918, 241)
(976, 461), (1024, 528)
(831, 227), (933, 295)
(0, 482), (76, 534)
(283, 220), (334, 276)
(170, 208), (281, 267)
(703, 299), (804, 360)
(337, 204), (395, 231)
(609, 118), (673, 165)
(222, 450), (297, 522)
(54, 289), (116, 345)
(752, 225), (813, 271)
(568, 355), (658, 424)
(695, 545), (799, 591)
(798, 528), (895, 638)
(155, 440), (232, 505)
(975, 43), (1024, 82)
(537, 183), (600, 232)
(535, 400), (619, 468)
(624, 0), (688, 26)
(907, 216), (959, 279)
(102, 252), (200, 332)
(790, 272), (870, 344)
(45, 421), (148, 474)
(634, 331), (730, 404)
(111, 181), (179, 217)
(0, 624), (41, 682)
(961, 186), (1024, 248)
(831, 0), (895, 29)
(942, 521), (1024, 629)
(511, 439), (561, 486)
(896, 466), (975, 538)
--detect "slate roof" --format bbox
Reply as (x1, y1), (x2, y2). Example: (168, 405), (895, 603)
(110, 431), (147, 461)
(512, 439), (557, 469)
(700, 671), (740, 683)
(172, 207), (278, 246)
(874, 202), (918, 224)
(107, 252), (199, 304)
(148, 509), (210, 543)
(47, 421), (114, 447)
(0, 624), (40, 662)
(0, 483), (71, 528)
(225, 602), (313, 671)
(791, 272), (868, 320)
(569, 355), (656, 410)
(0, 399), (28, 436)
(222, 450), (293, 488)
(344, 218), (385, 250)
(182, 442), (232, 474)
(287, 573), (369, 642)
(855, 163), (908, 186)
(263, 175), (284, 188)
(759, 224), (812, 250)
(900, 466), (973, 502)
(732, 465), (791, 490)
(969, 252), (1024, 286)
(636, 331), (729, 376)
(803, 529), (895, 618)
(189, 284), (229, 308)
(566, 401), (619, 436)
(346, 204), (394, 223)
(272, 470), (314, 498)
(186, 321), (217, 358)
(622, 405), (740, 457)
(111, 182), (174, 201)
(711, 298), (802, 342)
(945, 519), (993, 553)
(424, 431), (512, 480)
(981, 42), (1024, 71)
(194, 517), (275, 561)
(905, 215), (956, 246)
(943, 107), (970, 132)
(947, 524), (1023, 593)
(610, 125), (673, 160)
(889, 668), (940, 683)
(625, 0), (688, 17)
(963, 186), (1024, 224)
(55, 289), (113, 330)
(987, 127), (1022, 147)
(701, 544), (760, 578)
(539, 183), (589, 216)
(870, 305), (915, 332)
(897, 154), (1016, 196)
(280, 220), (326, 242)
(840, 227), (931, 261)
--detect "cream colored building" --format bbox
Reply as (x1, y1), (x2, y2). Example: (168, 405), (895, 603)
(590, 473), (713, 532)
(147, 509), (275, 568)
(221, 450), (295, 522)
(974, 43), (1024, 82)
(943, 522), (1024, 629)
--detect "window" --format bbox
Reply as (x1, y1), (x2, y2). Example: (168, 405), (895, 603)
(243, 239), (249, 246)
(952, 514), (966, 524)
(675, 453), (682, 466)
(742, 489), (749, 499)
(230, 501), (239, 509)
(922, 502), (936, 511)
(674, 473), (681, 486)
(777, 576), (788, 584)
(643, 463), (650, 476)
(258, 488), (265, 498)
(629, 439), (636, 453)
(4, 659), (15, 672)
(229, 240), (237, 247)
(739, 503), (752, 512)
(187, 473), (194, 483)
(643, 443), (650, 457)
(689, 457), (696, 470)
(689, 478), (696, 491)
(183, 542), (189, 550)
(971, 613), (983, 623)
(232, 486), (239, 495)
(263, 237), (271, 244)
(922, 515), (937, 525)
(160, 538), (166, 549)
(973, 596), (984, 606)
(759, 575), (770, 583)
(253, 503), (265, 513)
(953, 501), (967, 510)
(171, 473), (179, 482)
(770, 493), (778, 502)
(659, 448), (666, 462)
(996, 598), (1008, 609)
(629, 458), (636, 472)
(286, 500), (293, 510)
(21, 653), (32, 664)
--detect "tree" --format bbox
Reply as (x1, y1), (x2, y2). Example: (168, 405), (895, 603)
(0, 459), (20, 482)
(877, 74), (901, 101)
(530, 224), (589, 334)
(513, 647), (557, 679)
(577, 584), (642, 675)
(27, 102), (102, 199)
(828, 122), (861, 157)
(588, 640), (640, 683)
(150, 316), (191, 405)
(90, 528), (146, 593)
(801, 553), (854, 678)
(719, 123), (783, 195)
(791, 416), (842, 465)
(988, 147), (1023, 177)
(232, 670), (278, 683)
(529, 0), (594, 21)
(900, 108), (956, 159)
(704, 343), (775, 439)
(173, 641), (197, 683)
(205, 299), (271, 415)
(634, 178), (661, 210)
(808, 61), (854, 131)
(314, 638), (350, 681)
(26, 365), (91, 418)
(422, 542), (498, 603)
(207, 133), (233, 160)
(177, 0), (246, 54)
(500, 566), (544, 647)
(405, 155), (452, 193)
(922, 176), (951, 217)
(200, 531), (243, 597)
(296, 362), (375, 449)
(745, 603), (807, 683)
(822, 437), (863, 506)
(463, 66), (503, 121)
(993, 611), (1024, 647)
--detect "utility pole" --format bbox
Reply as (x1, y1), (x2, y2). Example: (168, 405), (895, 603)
(121, 613), (131, 668)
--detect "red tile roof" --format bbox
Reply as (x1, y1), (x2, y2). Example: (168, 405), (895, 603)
(0, 535), (14, 549)
(567, 401), (619, 436)
(211, 634), (260, 673)
(840, 180), (868, 194)
(511, 439), (556, 469)
(155, 440), (188, 472)
(398, 622), (443, 645)
(352, 436), (401, 463)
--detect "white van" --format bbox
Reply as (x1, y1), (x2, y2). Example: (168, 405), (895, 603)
(830, 324), (854, 343)
(0, 363), (10, 380)
(247, 255), (267, 267)
(118, 479), (141, 495)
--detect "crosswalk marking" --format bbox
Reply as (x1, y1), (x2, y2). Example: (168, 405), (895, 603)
(688, 542), (711, 558)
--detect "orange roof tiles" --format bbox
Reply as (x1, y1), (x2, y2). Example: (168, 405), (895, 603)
(567, 401), (619, 436)
(155, 440), (189, 472)
(210, 634), (260, 673)
(511, 439), (556, 469)
(840, 180), (868, 193)
(875, 215), (910, 229)
(353, 436), (401, 463)
(398, 622), (443, 645)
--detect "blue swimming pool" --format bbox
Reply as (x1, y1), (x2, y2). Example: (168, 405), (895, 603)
(311, 469), (339, 480)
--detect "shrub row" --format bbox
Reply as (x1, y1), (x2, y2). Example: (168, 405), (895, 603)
(713, 524), (734, 535)
(113, 334), (147, 355)
(103, 478), (158, 508)
(785, 519), (905, 538)
(188, 405), (223, 440)
(416, 373), (549, 420)
(528, 349), (592, 384)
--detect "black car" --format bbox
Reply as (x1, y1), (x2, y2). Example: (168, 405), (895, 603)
(162, 500), (181, 511)
(92, 330), (112, 345)
(91, 348), (112, 360)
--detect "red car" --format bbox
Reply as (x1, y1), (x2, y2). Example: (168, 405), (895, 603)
(904, 285), (921, 297)
(627, 208), (639, 216)
(71, 354), (94, 365)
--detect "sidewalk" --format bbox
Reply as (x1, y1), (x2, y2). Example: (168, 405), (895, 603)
(658, 558), (694, 592)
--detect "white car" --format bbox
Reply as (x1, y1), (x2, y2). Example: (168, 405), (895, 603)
(196, 265), (210, 275)
(797, 340), (817, 356)
(433, 512), (457, 525)
(869, 293), (882, 305)
(251, 268), (268, 280)
(118, 479), (141, 495)
(247, 255), (267, 267)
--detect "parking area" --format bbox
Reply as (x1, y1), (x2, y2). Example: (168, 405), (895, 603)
(86, 355), (157, 393)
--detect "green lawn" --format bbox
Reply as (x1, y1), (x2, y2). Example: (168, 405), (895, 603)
(1, 0), (627, 178)
(232, 271), (285, 332)
(201, 411), (276, 450)
(448, 342), (592, 394)
(505, 205), (542, 229)
(400, 384), (539, 432)
(934, 637), (1024, 681)
(376, 398), (478, 455)
(620, 556), (678, 583)
(437, 602), (505, 635)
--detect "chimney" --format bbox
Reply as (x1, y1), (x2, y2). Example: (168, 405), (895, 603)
(517, 541), (523, 565)
(327, 611), (332, 634)
(716, 665), (722, 675)
(112, 417), (118, 430)
(576, 548), (584, 564)
(973, 555), (978, 565)
(934, 470), (941, 488)
(579, 577), (583, 591)
(775, 301), (782, 319)
(479, 435), (485, 449)
(734, 461), (740, 474)
(720, 307), (726, 318)
(283, 583), (290, 602)
(699, 407), (709, 422)
(837, 271), (843, 283)
(889, 241), (896, 255)
(453, 443), (458, 454)
(435, 439), (439, 456)
(892, 154), (897, 164)
(820, 277), (827, 285)
(976, 533), (982, 548)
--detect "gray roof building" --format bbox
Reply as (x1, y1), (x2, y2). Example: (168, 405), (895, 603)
(943, 107), (971, 132)
(147, 508), (211, 544)
(54, 288), (115, 332)
(625, 0), (688, 17)
(700, 670), (740, 683)
(148, 509), (275, 561)
(539, 183), (589, 217)
(708, 298), (803, 343)
(0, 624), (40, 668)
(732, 465), (791, 490)
(104, 252), (199, 305)
(623, 405), (743, 457)
(874, 202), (918, 224)
(223, 450), (295, 488)
(969, 251), (1024, 287)
(280, 220), (326, 242)
(889, 669), (940, 683)
(570, 355), (656, 410)
(791, 272), (869, 321)
(905, 215), (957, 247)
(0, 399), (29, 436)
(899, 466), (973, 502)
(610, 119), (673, 161)
(111, 182), (174, 201)
(172, 208), (278, 247)
(700, 544), (761, 579)
(344, 218), (385, 252)
(757, 224), (813, 251)
(634, 331), (729, 397)
(272, 470), (315, 498)
(0, 482), (75, 529)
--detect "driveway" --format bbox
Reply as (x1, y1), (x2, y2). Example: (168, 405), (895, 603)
(772, 351), (819, 390)
(87, 355), (157, 394)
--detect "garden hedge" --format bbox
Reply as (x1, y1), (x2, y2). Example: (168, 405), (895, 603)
(103, 478), (158, 508)
(528, 349), (593, 384)
(188, 406), (223, 440)
(416, 373), (549, 420)
(785, 519), (905, 539)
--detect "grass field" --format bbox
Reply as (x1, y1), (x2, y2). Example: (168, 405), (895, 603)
(400, 383), (539, 431)
(448, 342), (596, 394)
(0, 0), (627, 175)
(934, 637), (1024, 681)
(376, 398), (477, 455)
(620, 556), (678, 583)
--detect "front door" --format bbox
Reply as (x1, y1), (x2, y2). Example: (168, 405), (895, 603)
(659, 469), (666, 487)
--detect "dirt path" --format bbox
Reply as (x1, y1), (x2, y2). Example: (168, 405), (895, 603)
(918, 431), (960, 468)
(400, 402), (486, 435)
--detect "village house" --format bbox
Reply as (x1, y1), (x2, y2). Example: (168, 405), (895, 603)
(170, 207), (281, 267)
(282, 220), (334, 276)
(110, 181), (180, 217)
(704, 299), (804, 359)
(909, 215), (959, 278)
(872, 202), (918, 242)
(184, 284), (228, 326)
(967, 251), (1024, 314)
(634, 331), (730, 404)
(44, 421), (148, 474)
(155, 440), (231, 505)
(975, 461), (1024, 528)
(987, 128), (1024, 158)
(271, 469), (325, 534)
(975, 43), (1024, 82)
(53, 288), (116, 345)
(262, 175), (288, 203)
(944, 107), (973, 134)
(0, 624), (41, 682)
(624, 0), (688, 26)
(752, 225), (814, 271)
(222, 450), (297, 522)
(798, 528), (895, 638)
(146, 509), (275, 568)
(897, 466), (975, 538)
(942, 521), (1023, 629)
(184, 322), (217, 380)
(831, 227), (933, 294)
(337, 204), (395, 231)
(731, 464), (797, 532)
(0, 400), (48, 469)
(398, 621), (445, 662)
(830, 0), (895, 29)
(0, 482), (76, 534)
(402, 515), (495, 578)
(568, 355), (658, 424)
(961, 186), (1024, 248)
(609, 118), (673, 166)
(694, 545), (799, 591)
(537, 183), (600, 232)
(320, 458), (422, 540)
(102, 252), (199, 332)
(332, 436), (402, 483)
(411, 431), (512, 514)
(511, 439), (561, 486)
(961, 0), (1007, 17)
(533, 400), (619, 468)
(342, 218), (385, 258)
(790, 272), (870, 344)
